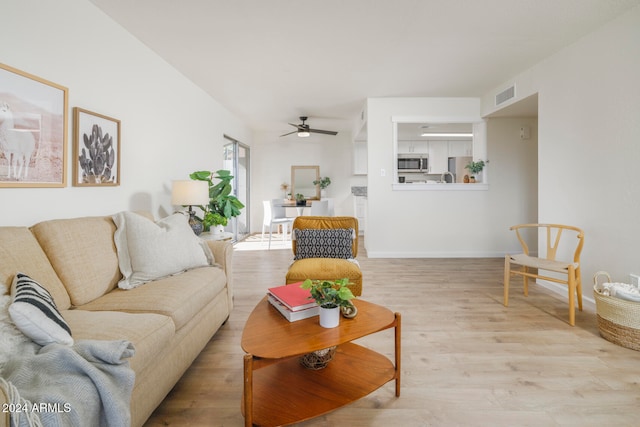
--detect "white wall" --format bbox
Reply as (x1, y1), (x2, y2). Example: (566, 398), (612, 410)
(482, 6), (640, 296)
(365, 97), (537, 257)
(250, 130), (358, 233)
(486, 117), (539, 233)
(0, 0), (251, 226)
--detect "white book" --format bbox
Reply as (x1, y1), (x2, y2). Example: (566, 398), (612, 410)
(267, 294), (319, 322)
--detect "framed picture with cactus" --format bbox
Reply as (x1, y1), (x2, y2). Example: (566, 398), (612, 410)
(0, 63), (68, 188)
(72, 107), (120, 186)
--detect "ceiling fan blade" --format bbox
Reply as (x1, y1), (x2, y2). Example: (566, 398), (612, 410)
(309, 128), (338, 136)
(287, 123), (301, 128)
(280, 130), (298, 137)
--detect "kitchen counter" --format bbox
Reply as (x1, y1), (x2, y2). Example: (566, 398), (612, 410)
(392, 183), (488, 191)
(351, 186), (368, 197)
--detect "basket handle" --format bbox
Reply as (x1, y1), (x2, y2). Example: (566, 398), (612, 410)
(594, 271), (611, 285)
(593, 271), (612, 294)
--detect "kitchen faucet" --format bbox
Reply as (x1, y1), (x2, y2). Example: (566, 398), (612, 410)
(440, 171), (454, 183)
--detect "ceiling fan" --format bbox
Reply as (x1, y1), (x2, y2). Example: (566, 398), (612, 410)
(280, 116), (338, 138)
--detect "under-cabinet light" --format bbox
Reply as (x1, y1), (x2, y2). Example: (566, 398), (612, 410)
(421, 133), (473, 137)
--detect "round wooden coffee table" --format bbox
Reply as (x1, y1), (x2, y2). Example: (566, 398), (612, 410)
(241, 297), (401, 426)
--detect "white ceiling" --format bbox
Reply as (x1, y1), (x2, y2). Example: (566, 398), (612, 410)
(89, 0), (639, 135)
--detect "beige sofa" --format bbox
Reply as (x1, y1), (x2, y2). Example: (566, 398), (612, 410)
(0, 213), (233, 427)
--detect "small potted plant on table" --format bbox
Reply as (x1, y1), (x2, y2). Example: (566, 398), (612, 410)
(295, 193), (307, 206)
(464, 160), (486, 183)
(301, 278), (356, 328)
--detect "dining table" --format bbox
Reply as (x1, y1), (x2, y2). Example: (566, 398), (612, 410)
(274, 200), (313, 216)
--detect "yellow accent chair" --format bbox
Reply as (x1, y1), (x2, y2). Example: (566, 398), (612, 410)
(285, 216), (363, 296)
(504, 223), (585, 326)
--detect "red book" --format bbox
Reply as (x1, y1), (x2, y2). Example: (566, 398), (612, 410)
(267, 283), (317, 311)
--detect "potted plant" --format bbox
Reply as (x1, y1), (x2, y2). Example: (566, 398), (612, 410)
(301, 278), (355, 328)
(189, 169), (245, 233)
(295, 193), (306, 206)
(464, 160), (486, 183)
(313, 176), (331, 197)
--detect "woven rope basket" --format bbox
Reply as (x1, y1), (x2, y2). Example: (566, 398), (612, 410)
(299, 346), (336, 370)
(593, 271), (640, 351)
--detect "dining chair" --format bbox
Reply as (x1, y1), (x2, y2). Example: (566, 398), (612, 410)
(310, 200), (329, 216)
(261, 200), (294, 249)
(504, 223), (585, 326)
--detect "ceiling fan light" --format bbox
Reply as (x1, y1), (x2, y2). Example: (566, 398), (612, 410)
(298, 131), (310, 137)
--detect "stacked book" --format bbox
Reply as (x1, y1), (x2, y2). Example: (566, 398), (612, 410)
(267, 282), (319, 322)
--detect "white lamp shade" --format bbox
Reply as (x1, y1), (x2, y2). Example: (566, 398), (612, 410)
(171, 180), (209, 206)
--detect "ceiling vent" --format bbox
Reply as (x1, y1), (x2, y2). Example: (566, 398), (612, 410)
(495, 85), (516, 106)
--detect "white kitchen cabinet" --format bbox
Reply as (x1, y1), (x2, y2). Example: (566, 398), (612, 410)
(398, 140), (428, 154)
(352, 141), (368, 175)
(448, 140), (472, 157)
(427, 140), (448, 173)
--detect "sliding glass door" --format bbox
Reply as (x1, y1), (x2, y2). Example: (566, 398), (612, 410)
(223, 135), (249, 242)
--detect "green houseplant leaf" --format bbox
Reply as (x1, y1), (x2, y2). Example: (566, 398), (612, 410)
(300, 278), (355, 309)
(313, 176), (331, 189)
(188, 169), (245, 230)
(464, 160), (485, 176)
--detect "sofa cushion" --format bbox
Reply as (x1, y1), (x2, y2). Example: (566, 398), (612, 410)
(76, 266), (226, 331)
(0, 227), (71, 310)
(31, 216), (121, 306)
(112, 212), (213, 290)
(61, 309), (174, 375)
(9, 273), (73, 346)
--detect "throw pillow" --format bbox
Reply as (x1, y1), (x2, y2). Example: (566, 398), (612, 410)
(0, 283), (38, 371)
(8, 273), (74, 347)
(113, 211), (214, 289)
(294, 228), (355, 260)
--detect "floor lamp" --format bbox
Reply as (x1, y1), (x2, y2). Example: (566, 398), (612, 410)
(171, 180), (209, 235)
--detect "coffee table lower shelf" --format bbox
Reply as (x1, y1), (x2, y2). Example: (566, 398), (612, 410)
(243, 342), (398, 427)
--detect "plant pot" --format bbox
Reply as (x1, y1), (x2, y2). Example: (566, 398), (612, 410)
(319, 305), (340, 328)
(211, 224), (225, 235)
(296, 199), (306, 206)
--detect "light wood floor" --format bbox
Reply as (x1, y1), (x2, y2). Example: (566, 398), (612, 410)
(144, 235), (639, 426)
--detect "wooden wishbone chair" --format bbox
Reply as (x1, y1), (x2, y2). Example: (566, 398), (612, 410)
(504, 223), (585, 326)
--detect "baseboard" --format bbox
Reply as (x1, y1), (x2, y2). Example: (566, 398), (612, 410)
(366, 250), (506, 258)
(536, 279), (596, 306)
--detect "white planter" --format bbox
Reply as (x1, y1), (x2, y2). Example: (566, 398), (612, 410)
(319, 306), (340, 328)
(212, 224), (225, 235)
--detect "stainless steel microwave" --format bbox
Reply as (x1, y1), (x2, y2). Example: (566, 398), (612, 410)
(398, 157), (425, 171)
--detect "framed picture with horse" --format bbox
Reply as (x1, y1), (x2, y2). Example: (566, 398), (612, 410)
(0, 63), (68, 187)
